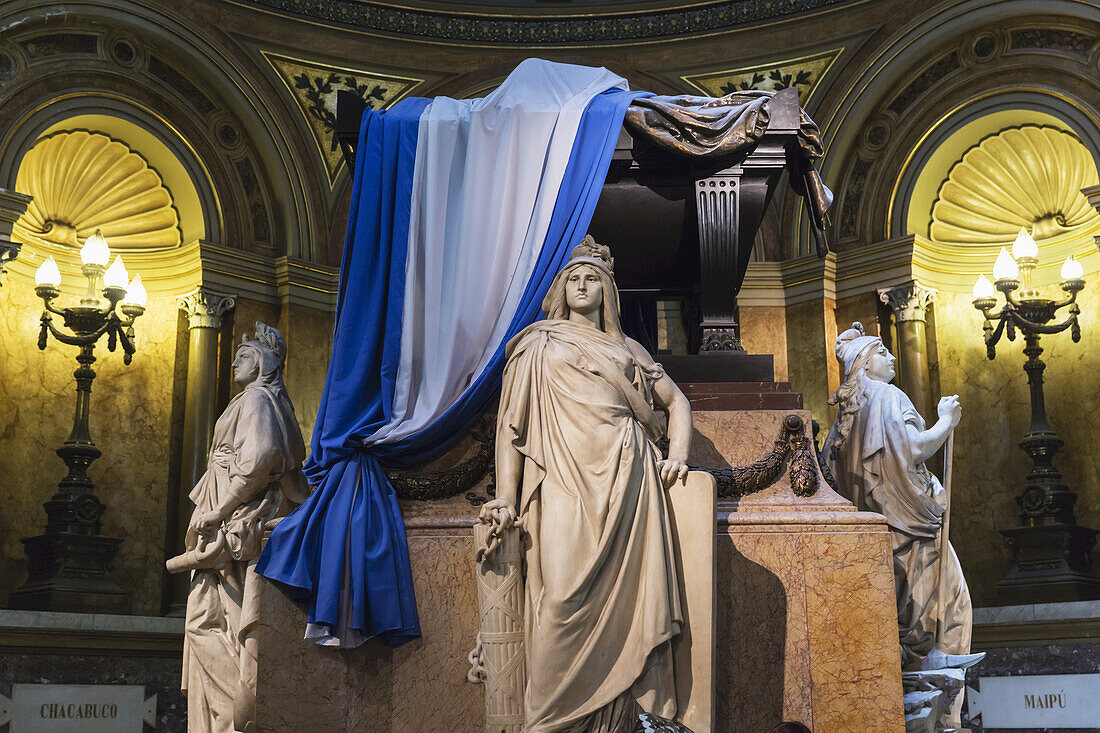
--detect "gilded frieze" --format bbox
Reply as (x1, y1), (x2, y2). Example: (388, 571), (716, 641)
(262, 51), (424, 185)
(680, 48), (842, 106)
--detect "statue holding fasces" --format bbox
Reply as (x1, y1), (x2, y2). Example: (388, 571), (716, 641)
(166, 322), (309, 733)
(822, 323), (983, 673)
(480, 236), (694, 732)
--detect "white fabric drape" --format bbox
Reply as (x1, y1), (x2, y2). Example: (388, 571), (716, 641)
(366, 59), (628, 446)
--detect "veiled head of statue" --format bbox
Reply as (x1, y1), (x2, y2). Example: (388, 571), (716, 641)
(236, 321), (288, 388)
(542, 235), (624, 340)
(835, 322), (884, 380)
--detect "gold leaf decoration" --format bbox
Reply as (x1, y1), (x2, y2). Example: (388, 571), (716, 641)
(14, 130), (181, 250)
(262, 51), (424, 185)
(931, 125), (1100, 245)
(681, 49), (842, 105)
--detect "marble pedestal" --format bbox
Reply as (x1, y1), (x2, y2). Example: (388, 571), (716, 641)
(253, 408), (904, 732)
(692, 409), (905, 733)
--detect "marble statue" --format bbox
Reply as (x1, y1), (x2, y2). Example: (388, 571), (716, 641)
(166, 322), (308, 733)
(481, 236), (694, 733)
(822, 323), (981, 730)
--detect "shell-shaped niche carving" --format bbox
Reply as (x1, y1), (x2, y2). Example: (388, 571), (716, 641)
(930, 125), (1100, 245)
(13, 130), (182, 250)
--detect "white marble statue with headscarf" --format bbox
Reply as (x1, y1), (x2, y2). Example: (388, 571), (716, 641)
(167, 322), (309, 733)
(481, 236), (694, 733)
(822, 322), (976, 670)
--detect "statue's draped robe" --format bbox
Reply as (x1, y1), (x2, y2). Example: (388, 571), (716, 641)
(182, 383), (307, 733)
(824, 379), (972, 666)
(499, 319), (681, 733)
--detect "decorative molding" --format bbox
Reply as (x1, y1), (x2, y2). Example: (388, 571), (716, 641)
(737, 253), (836, 307)
(680, 48), (842, 106)
(261, 51), (424, 184)
(197, 241), (339, 311)
(12, 130), (182, 251)
(0, 189), (32, 286)
(178, 288), (236, 330)
(878, 282), (936, 323)
(231, 0), (859, 47)
(930, 125), (1100, 246)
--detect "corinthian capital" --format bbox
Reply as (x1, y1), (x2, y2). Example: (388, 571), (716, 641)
(178, 287), (236, 329)
(878, 282), (936, 323)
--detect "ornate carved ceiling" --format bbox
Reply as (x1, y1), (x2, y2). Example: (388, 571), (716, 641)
(230, 0), (859, 46)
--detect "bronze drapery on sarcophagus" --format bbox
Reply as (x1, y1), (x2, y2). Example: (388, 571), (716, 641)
(335, 85), (832, 365)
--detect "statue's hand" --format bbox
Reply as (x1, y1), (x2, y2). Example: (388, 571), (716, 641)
(657, 458), (689, 489)
(193, 510), (222, 534)
(479, 498), (517, 530)
(937, 395), (961, 428)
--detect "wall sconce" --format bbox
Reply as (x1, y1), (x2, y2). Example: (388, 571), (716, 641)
(9, 229), (146, 612)
(970, 226), (1098, 602)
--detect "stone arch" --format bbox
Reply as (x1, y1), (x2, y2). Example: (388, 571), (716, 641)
(806, 0), (1100, 257)
(0, 0), (326, 262)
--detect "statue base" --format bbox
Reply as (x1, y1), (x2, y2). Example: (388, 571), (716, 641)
(250, 408), (904, 731)
(997, 523), (1100, 604)
(8, 532), (127, 613)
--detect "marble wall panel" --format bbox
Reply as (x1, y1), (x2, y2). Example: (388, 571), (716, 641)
(740, 305), (789, 381)
(0, 282), (180, 615)
(392, 521), (484, 732)
(933, 279), (1100, 606)
(802, 525), (904, 732)
(254, 578), (393, 731)
(719, 515), (905, 733)
(278, 303), (334, 448)
(784, 298), (838, 427)
(254, 509), (485, 732)
(717, 527), (812, 728)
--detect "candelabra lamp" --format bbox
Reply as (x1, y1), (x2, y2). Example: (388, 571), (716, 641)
(971, 228), (1100, 603)
(8, 230), (147, 613)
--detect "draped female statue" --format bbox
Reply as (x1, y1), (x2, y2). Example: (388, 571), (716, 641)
(167, 323), (309, 733)
(481, 237), (694, 733)
(822, 322), (977, 670)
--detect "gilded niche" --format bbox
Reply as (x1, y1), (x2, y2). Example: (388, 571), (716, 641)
(13, 130), (182, 250)
(930, 125), (1100, 245)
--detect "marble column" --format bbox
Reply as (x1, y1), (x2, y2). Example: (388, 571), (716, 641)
(169, 288), (235, 612)
(878, 282), (936, 420)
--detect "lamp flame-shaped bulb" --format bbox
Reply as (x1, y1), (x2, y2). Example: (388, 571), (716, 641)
(993, 247), (1018, 281)
(122, 274), (147, 307)
(1011, 227), (1038, 259)
(1061, 255), (1084, 281)
(103, 255), (129, 289)
(80, 229), (110, 267)
(972, 274), (995, 300)
(35, 256), (62, 288)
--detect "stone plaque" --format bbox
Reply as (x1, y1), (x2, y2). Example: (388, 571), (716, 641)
(968, 674), (1100, 728)
(0, 684), (156, 732)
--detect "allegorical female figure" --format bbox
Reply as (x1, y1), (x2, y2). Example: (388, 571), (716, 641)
(822, 322), (976, 669)
(481, 237), (693, 733)
(168, 323), (308, 733)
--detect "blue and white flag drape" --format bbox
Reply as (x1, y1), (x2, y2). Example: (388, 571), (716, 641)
(256, 59), (646, 647)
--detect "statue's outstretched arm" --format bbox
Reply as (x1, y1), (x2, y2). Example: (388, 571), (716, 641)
(906, 394), (961, 464)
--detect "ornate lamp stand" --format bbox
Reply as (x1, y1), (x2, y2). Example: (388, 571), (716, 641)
(9, 231), (146, 613)
(971, 229), (1100, 602)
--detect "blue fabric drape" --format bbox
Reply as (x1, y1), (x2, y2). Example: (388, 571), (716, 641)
(257, 87), (643, 646)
